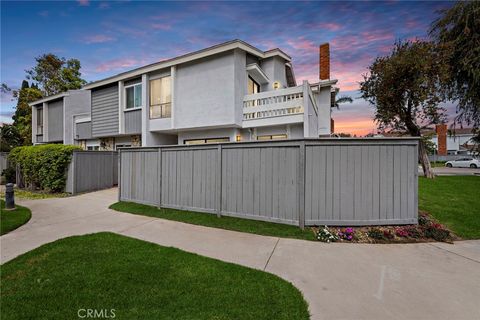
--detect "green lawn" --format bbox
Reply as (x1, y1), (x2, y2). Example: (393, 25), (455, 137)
(110, 202), (315, 241)
(1, 200), (31, 235)
(419, 176), (480, 239)
(0, 233), (309, 320)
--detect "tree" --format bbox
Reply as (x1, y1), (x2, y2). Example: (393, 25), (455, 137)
(26, 53), (86, 96)
(430, 1), (480, 139)
(11, 83), (43, 146)
(360, 40), (450, 178)
(0, 124), (21, 152)
(333, 95), (353, 109)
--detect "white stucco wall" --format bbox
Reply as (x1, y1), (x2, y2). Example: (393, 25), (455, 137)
(259, 56), (288, 91)
(315, 86), (332, 136)
(174, 51), (238, 130)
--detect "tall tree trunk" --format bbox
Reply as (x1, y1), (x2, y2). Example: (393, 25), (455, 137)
(419, 139), (435, 178)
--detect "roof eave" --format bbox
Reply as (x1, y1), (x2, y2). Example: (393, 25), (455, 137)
(83, 40), (292, 90)
(28, 92), (68, 107)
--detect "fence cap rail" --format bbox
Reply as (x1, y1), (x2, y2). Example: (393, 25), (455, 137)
(117, 137), (420, 151)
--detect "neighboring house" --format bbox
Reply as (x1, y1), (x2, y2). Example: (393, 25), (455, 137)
(30, 39), (337, 150)
(379, 124), (477, 156)
(429, 125), (477, 155)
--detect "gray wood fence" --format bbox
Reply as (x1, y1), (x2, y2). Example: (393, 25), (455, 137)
(66, 151), (118, 194)
(119, 139), (419, 227)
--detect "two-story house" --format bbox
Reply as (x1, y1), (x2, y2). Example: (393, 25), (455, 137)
(30, 40), (337, 150)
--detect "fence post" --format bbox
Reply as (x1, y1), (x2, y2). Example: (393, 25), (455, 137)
(118, 150), (121, 202)
(298, 141), (306, 229)
(72, 151), (77, 195)
(216, 144), (222, 217)
(158, 148), (162, 208)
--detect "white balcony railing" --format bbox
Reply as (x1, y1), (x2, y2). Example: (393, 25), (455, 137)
(243, 86), (305, 120)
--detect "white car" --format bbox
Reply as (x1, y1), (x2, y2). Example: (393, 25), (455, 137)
(445, 158), (480, 168)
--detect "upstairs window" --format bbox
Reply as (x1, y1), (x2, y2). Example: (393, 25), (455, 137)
(150, 76), (171, 119)
(247, 76), (260, 95)
(125, 84), (142, 109)
(37, 107), (43, 134)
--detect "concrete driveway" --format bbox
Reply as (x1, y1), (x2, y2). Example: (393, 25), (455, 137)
(1, 188), (479, 320)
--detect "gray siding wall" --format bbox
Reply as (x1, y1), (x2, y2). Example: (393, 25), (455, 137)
(119, 139), (419, 227)
(91, 84), (119, 137)
(125, 109), (142, 134)
(47, 99), (64, 142)
(76, 121), (92, 140)
(66, 151), (118, 194)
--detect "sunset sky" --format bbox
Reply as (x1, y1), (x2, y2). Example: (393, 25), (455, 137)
(1, 1), (454, 135)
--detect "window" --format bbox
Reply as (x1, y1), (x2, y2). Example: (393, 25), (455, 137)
(150, 76), (171, 119)
(125, 84), (142, 109)
(247, 76), (260, 95)
(184, 137), (230, 145)
(37, 107), (43, 135)
(257, 134), (287, 141)
(87, 146), (100, 151)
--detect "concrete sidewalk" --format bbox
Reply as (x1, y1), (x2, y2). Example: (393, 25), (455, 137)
(1, 188), (479, 320)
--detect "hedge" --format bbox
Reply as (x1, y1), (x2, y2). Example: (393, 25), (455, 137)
(9, 144), (81, 192)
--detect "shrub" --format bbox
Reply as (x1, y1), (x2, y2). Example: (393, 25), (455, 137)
(316, 226), (339, 243)
(1, 167), (16, 184)
(9, 144), (81, 192)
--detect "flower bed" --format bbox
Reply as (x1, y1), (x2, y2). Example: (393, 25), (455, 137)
(314, 212), (457, 243)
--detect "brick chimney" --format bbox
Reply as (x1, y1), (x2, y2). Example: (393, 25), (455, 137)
(436, 124), (447, 155)
(319, 43), (330, 80)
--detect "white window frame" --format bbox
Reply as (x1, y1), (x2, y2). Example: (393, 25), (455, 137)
(124, 83), (142, 111)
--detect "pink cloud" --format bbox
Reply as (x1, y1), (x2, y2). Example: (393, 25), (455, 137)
(308, 22), (343, 31)
(77, 0), (89, 6)
(331, 31), (394, 52)
(38, 10), (49, 17)
(151, 23), (172, 30)
(286, 37), (317, 53)
(95, 58), (140, 72)
(82, 34), (116, 44)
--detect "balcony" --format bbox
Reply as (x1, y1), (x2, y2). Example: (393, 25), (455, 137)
(242, 82), (318, 128)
